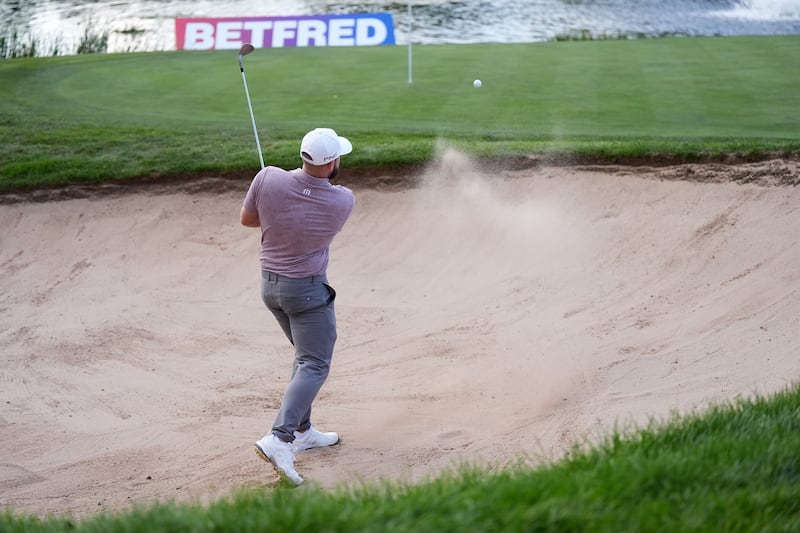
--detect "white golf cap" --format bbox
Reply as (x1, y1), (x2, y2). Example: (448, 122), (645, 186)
(300, 128), (353, 165)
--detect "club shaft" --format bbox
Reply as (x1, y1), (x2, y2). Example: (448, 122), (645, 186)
(240, 65), (265, 169)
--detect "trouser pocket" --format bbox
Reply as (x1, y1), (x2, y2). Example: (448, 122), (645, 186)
(323, 283), (336, 305)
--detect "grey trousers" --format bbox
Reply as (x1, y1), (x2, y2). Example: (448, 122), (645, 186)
(261, 270), (337, 442)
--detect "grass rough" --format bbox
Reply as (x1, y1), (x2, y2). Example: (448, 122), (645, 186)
(2, 384), (799, 531)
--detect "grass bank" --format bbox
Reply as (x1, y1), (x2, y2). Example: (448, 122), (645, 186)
(3, 384), (799, 531)
(1, 35), (799, 192)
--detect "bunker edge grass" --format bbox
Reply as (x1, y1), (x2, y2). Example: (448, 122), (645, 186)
(1, 35), (799, 192)
(2, 383), (799, 531)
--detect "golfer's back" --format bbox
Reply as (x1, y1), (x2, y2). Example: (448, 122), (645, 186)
(243, 166), (354, 278)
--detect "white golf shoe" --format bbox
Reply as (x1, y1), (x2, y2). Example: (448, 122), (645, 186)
(292, 425), (340, 453)
(255, 434), (303, 486)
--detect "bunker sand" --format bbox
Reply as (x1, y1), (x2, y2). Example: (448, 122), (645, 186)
(1, 152), (799, 517)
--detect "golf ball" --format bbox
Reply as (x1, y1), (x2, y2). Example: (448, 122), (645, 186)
(473, 79), (482, 88)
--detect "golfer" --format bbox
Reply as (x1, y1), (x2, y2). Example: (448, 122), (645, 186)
(240, 128), (355, 485)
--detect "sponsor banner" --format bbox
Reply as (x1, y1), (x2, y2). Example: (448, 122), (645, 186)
(176, 13), (395, 50)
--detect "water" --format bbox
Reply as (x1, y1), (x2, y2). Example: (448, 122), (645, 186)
(2, 0), (800, 56)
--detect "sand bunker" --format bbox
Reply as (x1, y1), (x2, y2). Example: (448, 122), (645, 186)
(1, 151), (798, 517)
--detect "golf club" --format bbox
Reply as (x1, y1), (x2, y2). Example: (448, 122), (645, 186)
(238, 43), (265, 169)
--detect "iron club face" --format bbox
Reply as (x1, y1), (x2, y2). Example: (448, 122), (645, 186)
(239, 43), (255, 56)
(238, 43), (255, 70)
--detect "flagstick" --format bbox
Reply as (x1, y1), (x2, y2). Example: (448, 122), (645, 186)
(408, 1), (413, 84)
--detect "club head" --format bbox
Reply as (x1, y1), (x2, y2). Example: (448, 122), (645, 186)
(239, 43), (255, 57)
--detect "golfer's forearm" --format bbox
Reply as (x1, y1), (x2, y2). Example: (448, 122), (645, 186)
(240, 207), (260, 227)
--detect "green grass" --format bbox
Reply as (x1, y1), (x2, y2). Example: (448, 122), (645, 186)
(3, 384), (799, 531)
(1, 35), (799, 191)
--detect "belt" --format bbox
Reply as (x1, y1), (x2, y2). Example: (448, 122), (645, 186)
(262, 270), (327, 283)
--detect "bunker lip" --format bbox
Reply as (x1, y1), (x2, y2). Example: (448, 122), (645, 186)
(1, 154), (798, 205)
